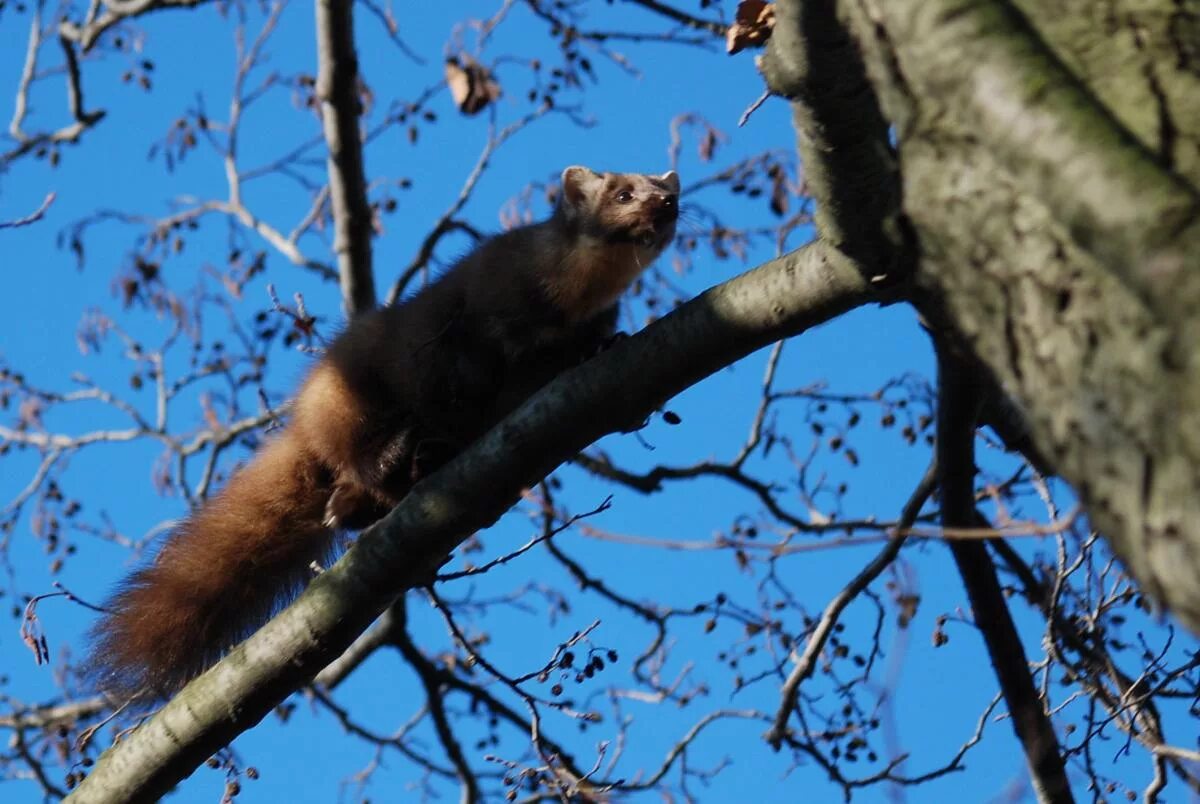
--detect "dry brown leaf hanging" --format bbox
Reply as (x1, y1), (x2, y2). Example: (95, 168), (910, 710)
(445, 55), (502, 116)
(726, 1), (776, 55)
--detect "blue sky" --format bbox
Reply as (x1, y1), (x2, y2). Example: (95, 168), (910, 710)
(1, 2), (1193, 802)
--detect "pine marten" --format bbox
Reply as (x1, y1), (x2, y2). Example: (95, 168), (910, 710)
(88, 166), (680, 697)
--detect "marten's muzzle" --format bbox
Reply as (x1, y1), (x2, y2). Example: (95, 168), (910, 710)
(639, 193), (679, 247)
(652, 193), (678, 224)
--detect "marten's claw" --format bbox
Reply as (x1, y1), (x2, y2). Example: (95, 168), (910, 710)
(325, 482), (395, 531)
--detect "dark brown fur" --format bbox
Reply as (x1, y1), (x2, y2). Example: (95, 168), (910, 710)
(88, 166), (679, 697)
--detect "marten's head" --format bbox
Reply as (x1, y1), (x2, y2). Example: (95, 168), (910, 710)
(540, 166), (680, 322)
(558, 166), (680, 252)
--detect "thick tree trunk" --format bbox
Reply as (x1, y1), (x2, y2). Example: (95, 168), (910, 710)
(828, 0), (1200, 631)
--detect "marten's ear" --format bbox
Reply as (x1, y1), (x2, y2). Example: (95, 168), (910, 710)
(561, 165), (602, 209)
(659, 170), (681, 193)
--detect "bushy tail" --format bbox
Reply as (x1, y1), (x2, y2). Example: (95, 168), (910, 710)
(88, 430), (336, 698)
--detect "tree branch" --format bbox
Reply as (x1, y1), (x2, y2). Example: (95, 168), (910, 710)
(389, 598), (481, 804)
(760, 0), (906, 281)
(68, 240), (873, 803)
(59, 0), (214, 53)
(764, 458), (937, 749)
(0, 192), (55, 229)
(621, 0), (725, 36)
(2, 8), (105, 167)
(315, 0), (376, 316)
(936, 345), (1073, 804)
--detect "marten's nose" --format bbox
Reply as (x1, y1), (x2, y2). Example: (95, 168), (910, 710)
(653, 194), (679, 222)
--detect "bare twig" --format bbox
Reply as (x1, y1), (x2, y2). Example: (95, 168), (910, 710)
(2, 5), (105, 166)
(0, 193), (56, 229)
(59, 0), (215, 53)
(356, 0), (425, 63)
(765, 459), (937, 748)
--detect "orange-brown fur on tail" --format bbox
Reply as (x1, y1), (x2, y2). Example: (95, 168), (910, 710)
(88, 166), (679, 697)
(89, 431), (337, 696)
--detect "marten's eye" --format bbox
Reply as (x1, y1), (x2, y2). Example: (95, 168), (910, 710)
(616, 189), (634, 203)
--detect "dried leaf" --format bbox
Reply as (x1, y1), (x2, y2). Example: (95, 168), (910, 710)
(699, 128), (718, 162)
(896, 593), (920, 629)
(445, 55), (502, 116)
(200, 392), (222, 432)
(769, 169), (789, 216)
(726, 1), (776, 55)
(21, 599), (50, 665)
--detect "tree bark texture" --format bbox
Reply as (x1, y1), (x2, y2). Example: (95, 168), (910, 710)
(827, 0), (1200, 631)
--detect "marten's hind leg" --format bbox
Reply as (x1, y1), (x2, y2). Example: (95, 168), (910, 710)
(294, 364), (411, 530)
(322, 425), (421, 531)
(323, 427), (461, 531)
(324, 481), (392, 530)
